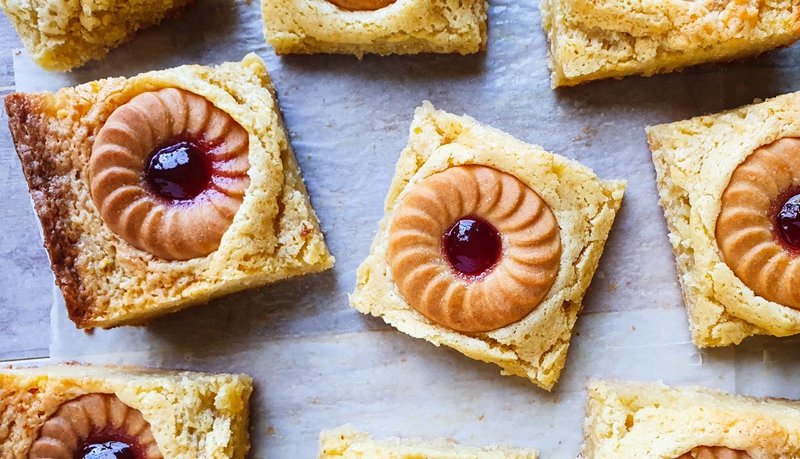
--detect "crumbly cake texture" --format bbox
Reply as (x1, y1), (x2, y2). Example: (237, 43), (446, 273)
(540, 0), (800, 87)
(0, 0), (194, 71)
(351, 102), (626, 390)
(5, 53), (334, 329)
(261, 0), (488, 56)
(647, 91), (800, 348)
(319, 425), (538, 459)
(0, 364), (252, 459)
(582, 380), (800, 458)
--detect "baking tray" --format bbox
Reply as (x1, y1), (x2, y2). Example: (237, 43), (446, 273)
(10, 0), (800, 456)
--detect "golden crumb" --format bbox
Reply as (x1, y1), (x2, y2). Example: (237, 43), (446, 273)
(261, 0), (487, 56)
(0, 0), (195, 71)
(583, 380), (800, 458)
(647, 91), (800, 347)
(541, 0), (800, 87)
(0, 365), (252, 458)
(350, 102), (625, 390)
(319, 425), (537, 458)
(5, 54), (334, 328)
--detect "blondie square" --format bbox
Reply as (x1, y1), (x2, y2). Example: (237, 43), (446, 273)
(319, 425), (538, 459)
(0, 364), (252, 458)
(648, 92), (800, 347)
(582, 380), (800, 458)
(1, 0), (194, 71)
(5, 53), (334, 329)
(351, 102), (625, 390)
(261, 0), (488, 57)
(540, 0), (800, 87)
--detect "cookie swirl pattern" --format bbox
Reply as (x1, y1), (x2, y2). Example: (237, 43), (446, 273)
(716, 138), (800, 309)
(388, 165), (561, 333)
(89, 88), (250, 261)
(29, 393), (162, 458)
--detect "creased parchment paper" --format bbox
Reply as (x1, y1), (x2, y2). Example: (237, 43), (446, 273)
(10, 0), (800, 456)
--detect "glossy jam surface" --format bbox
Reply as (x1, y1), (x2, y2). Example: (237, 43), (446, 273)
(76, 429), (147, 459)
(774, 190), (800, 252)
(79, 441), (136, 459)
(442, 217), (502, 277)
(144, 140), (211, 201)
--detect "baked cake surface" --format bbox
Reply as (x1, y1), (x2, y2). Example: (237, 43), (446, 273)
(0, 0), (194, 71)
(582, 380), (800, 458)
(261, 0), (488, 56)
(0, 364), (252, 458)
(350, 102), (625, 390)
(647, 91), (800, 347)
(540, 0), (800, 87)
(5, 53), (334, 329)
(319, 425), (538, 459)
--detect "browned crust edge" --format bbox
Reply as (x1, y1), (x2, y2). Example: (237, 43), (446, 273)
(4, 93), (94, 328)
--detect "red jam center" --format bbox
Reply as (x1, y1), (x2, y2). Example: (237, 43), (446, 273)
(144, 140), (211, 201)
(775, 190), (800, 252)
(442, 217), (502, 277)
(77, 430), (145, 459)
(79, 441), (136, 459)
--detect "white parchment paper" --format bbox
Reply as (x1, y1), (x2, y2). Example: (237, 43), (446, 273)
(10, 0), (800, 456)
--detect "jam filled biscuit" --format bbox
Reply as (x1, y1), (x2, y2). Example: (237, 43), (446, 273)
(30, 394), (162, 459)
(352, 102), (625, 390)
(261, 0), (487, 57)
(90, 88), (250, 261)
(648, 91), (800, 347)
(388, 165), (561, 333)
(582, 380), (800, 458)
(4, 54), (334, 329)
(0, 365), (252, 458)
(319, 425), (538, 458)
(716, 138), (800, 309)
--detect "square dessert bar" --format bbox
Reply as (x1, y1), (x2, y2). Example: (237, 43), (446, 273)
(319, 425), (538, 458)
(582, 380), (800, 458)
(261, 0), (488, 56)
(540, 0), (800, 87)
(5, 53), (334, 329)
(1, 0), (194, 71)
(0, 364), (252, 458)
(648, 92), (800, 347)
(351, 102), (625, 390)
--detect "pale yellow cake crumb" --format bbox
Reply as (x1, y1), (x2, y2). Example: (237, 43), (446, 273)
(541, 0), (800, 87)
(261, 0), (488, 56)
(582, 380), (800, 458)
(647, 91), (800, 347)
(1, 0), (194, 71)
(351, 102), (625, 390)
(5, 53), (334, 328)
(0, 364), (252, 458)
(319, 425), (538, 458)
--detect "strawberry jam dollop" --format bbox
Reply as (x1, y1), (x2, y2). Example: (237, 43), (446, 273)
(77, 428), (149, 459)
(442, 216), (502, 278)
(79, 440), (136, 459)
(775, 190), (800, 252)
(144, 140), (212, 201)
